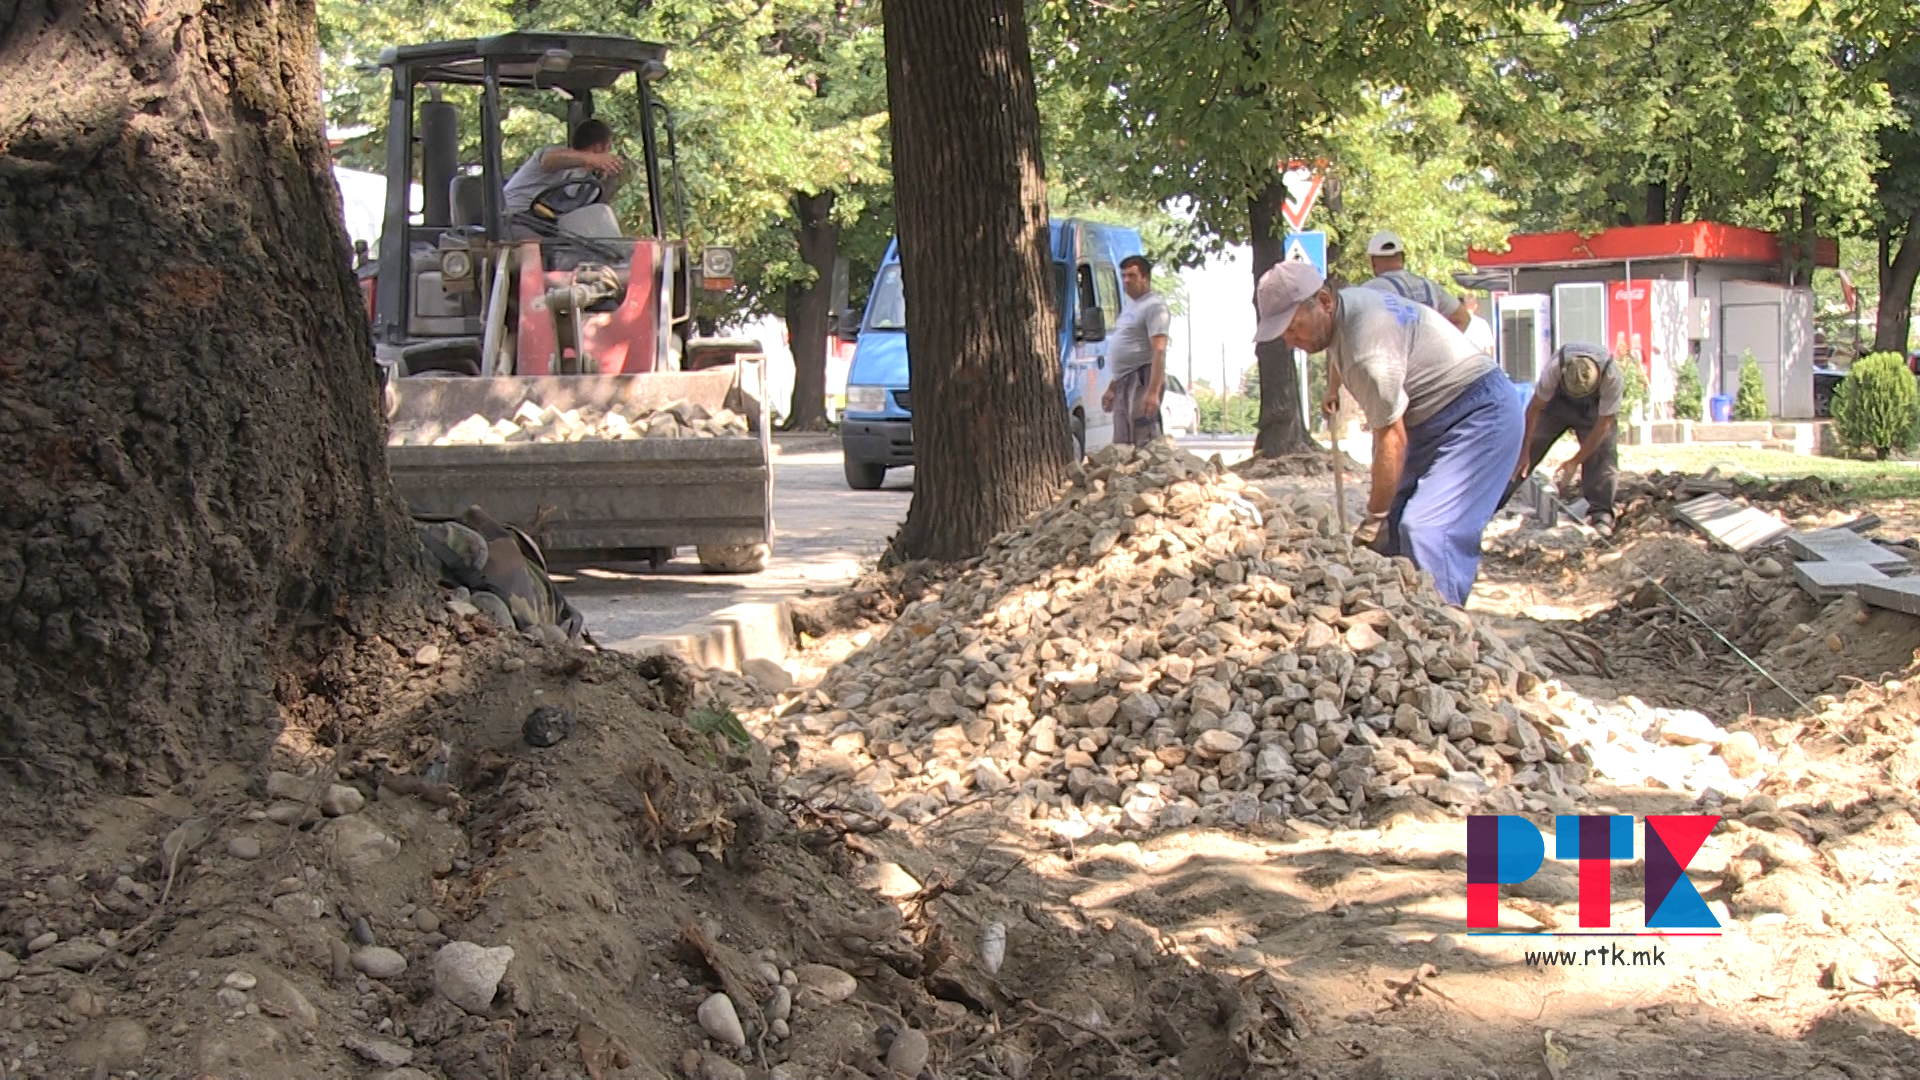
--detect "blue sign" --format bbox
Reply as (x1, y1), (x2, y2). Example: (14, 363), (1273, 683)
(1285, 231), (1327, 276)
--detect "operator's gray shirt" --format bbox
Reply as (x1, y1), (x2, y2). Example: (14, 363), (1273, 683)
(1328, 287), (1497, 429)
(1364, 270), (1462, 318)
(502, 145), (587, 217)
(1107, 290), (1172, 380)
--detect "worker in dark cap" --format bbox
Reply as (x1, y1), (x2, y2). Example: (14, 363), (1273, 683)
(1502, 341), (1622, 537)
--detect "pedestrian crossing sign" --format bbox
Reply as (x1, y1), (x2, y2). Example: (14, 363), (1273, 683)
(1285, 231), (1327, 276)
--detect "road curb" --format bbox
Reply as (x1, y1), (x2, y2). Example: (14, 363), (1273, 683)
(599, 598), (796, 672)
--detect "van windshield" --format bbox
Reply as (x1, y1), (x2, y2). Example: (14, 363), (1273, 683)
(864, 260), (1072, 331)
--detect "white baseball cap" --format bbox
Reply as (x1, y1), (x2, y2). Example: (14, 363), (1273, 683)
(1366, 230), (1405, 257)
(1253, 261), (1326, 343)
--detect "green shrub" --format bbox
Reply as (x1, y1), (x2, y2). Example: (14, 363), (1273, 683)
(1734, 352), (1769, 421)
(1673, 360), (1704, 421)
(1616, 353), (1649, 418)
(1832, 351), (1920, 460)
(1194, 389), (1259, 434)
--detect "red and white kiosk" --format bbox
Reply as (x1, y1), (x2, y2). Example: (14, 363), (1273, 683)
(1468, 224), (1836, 419)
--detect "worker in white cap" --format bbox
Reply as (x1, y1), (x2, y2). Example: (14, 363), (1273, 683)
(1364, 231), (1473, 332)
(1253, 261), (1523, 606)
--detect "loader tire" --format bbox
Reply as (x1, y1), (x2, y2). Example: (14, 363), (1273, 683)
(698, 542), (769, 575)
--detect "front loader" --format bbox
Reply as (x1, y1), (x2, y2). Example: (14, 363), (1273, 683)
(360, 32), (771, 573)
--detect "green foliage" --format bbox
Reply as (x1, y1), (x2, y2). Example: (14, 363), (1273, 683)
(1617, 353), (1649, 419)
(1734, 353), (1770, 421)
(1320, 89), (1514, 287)
(1032, 0), (1484, 257)
(1471, 0), (1890, 239)
(687, 699), (751, 749)
(1831, 351), (1920, 459)
(1673, 361), (1705, 422)
(1194, 389), (1259, 435)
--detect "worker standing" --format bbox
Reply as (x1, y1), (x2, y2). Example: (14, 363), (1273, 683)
(1254, 262), (1522, 607)
(1362, 231), (1473, 332)
(1502, 342), (1621, 537)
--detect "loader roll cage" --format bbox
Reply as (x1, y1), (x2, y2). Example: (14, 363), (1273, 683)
(370, 32), (675, 352)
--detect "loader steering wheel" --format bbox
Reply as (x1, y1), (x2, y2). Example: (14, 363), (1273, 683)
(529, 177), (605, 221)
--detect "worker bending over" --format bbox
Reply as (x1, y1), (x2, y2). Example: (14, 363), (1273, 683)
(1502, 342), (1621, 537)
(1254, 262), (1523, 606)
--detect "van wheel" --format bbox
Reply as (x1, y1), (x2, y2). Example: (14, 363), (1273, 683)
(844, 459), (886, 490)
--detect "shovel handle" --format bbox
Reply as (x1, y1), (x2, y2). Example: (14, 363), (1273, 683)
(1330, 423), (1348, 531)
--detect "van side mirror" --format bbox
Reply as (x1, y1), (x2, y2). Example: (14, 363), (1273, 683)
(1075, 307), (1106, 343)
(834, 308), (861, 342)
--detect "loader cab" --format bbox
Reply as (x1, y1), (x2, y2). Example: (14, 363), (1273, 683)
(367, 33), (715, 381)
(838, 219), (1142, 490)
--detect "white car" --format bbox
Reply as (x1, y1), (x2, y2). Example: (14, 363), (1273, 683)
(1161, 375), (1199, 436)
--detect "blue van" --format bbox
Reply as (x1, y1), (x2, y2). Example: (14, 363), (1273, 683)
(838, 218), (1146, 489)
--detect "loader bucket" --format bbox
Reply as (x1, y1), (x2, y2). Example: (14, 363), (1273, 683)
(381, 361), (773, 563)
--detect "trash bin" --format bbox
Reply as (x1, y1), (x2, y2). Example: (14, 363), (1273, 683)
(1709, 394), (1734, 423)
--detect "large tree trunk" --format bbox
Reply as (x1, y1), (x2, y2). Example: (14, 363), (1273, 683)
(0, 0), (424, 785)
(782, 189), (837, 431)
(1876, 213), (1920, 354)
(1249, 177), (1312, 457)
(882, 0), (1069, 562)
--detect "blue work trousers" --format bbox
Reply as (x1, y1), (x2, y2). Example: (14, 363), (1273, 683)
(1375, 370), (1525, 606)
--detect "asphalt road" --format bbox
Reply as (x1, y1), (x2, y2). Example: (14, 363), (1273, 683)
(560, 434), (1259, 647)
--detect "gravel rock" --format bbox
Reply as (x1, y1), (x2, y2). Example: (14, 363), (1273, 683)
(772, 441), (1576, 833)
(326, 816), (402, 875)
(413, 909), (441, 934)
(793, 963), (857, 1007)
(697, 992), (747, 1047)
(522, 706), (574, 748)
(37, 939), (107, 971)
(400, 400), (752, 447)
(227, 836), (262, 859)
(353, 947), (408, 980)
(1718, 731), (1765, 778)
(223, 971), (258, 990)
(344, 1033), (414, 1069)
(320, 784), (366, 816)
(886, 1028), (931, 1075)
(413, 643), (441, 667)
(0, 952), (18, 980)
(433, 941), (514, 1015)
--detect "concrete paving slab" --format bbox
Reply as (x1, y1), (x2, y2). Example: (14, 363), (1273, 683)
(1674, 494), (1791, 552)
(1859, 579), (1920, 617)
(1789, 560), (1889, 599)
(1784, 528), (1912, 574)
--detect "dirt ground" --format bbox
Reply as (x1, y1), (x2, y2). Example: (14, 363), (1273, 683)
(3, 458), (1919, 1080)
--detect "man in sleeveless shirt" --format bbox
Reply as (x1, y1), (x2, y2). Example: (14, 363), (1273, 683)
(1362, 231), (1473, 333)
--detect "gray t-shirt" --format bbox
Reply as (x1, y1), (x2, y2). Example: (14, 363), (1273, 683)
(1536, 343), (1624, 416)
(1328, 287), (1497, 429)
(1364, 270), (1462, 318)
(1107, 290), (1171, 380)
(502, 146), (587, 217)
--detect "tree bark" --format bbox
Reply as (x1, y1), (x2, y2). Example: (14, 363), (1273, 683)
(882, 0), (1069, 562)
(1248, 176), (1312, 457)
(1876, 212), (1920, 354)
(0, 0), (424, 784)
(782, 189), (837, 431)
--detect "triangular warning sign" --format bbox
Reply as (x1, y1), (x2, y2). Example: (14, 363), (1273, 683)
(1285, 238), (1312, 264)
(1282, 171), (1323, 231)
